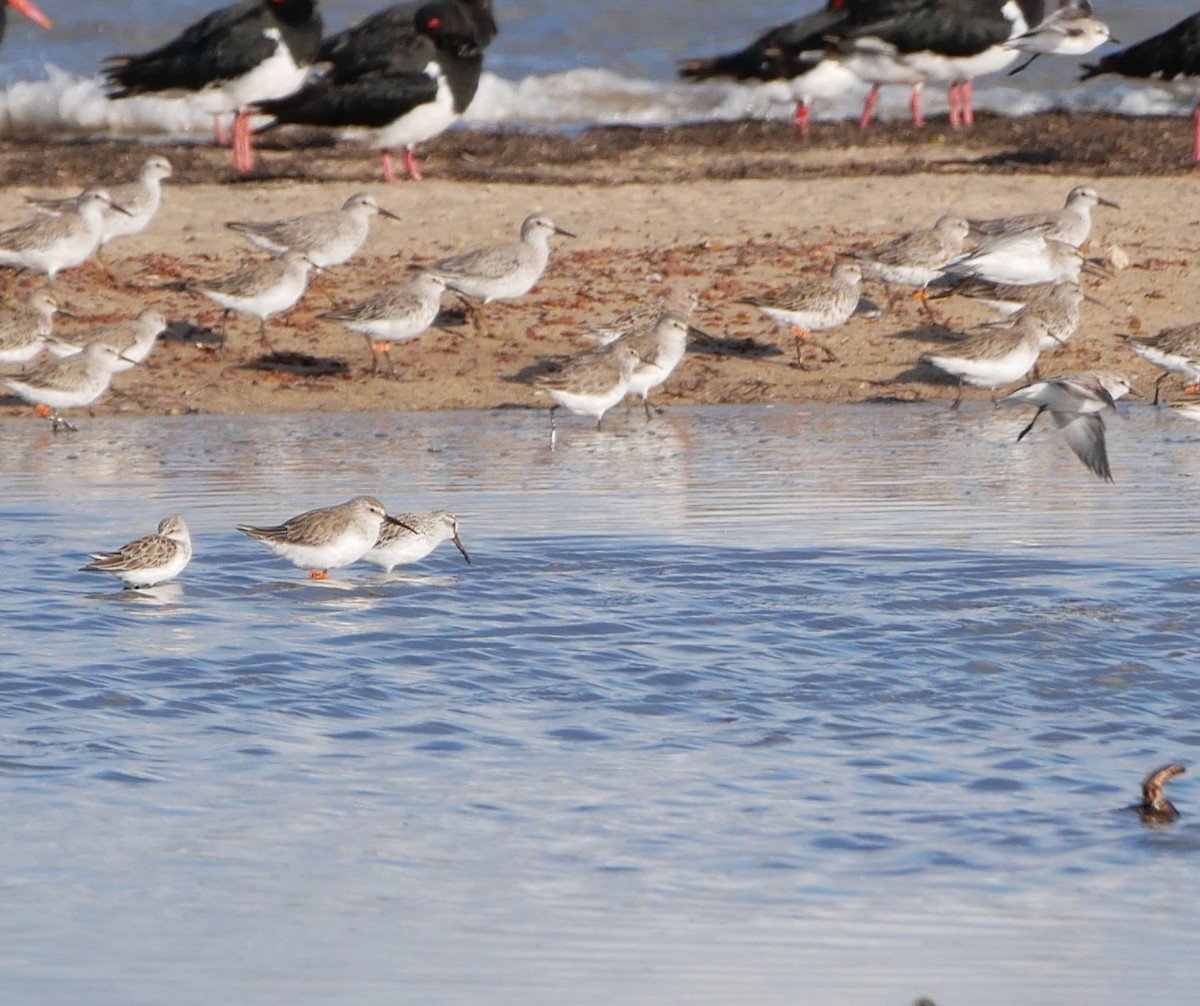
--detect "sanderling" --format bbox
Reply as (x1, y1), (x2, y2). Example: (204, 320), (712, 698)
(969, 184), (1118, 247)
(238, 494), (410, 579)
(226, 192), (400, 269)
(741, 261), (861, 367)
(48, 308), (168, 370)
(187, 249), (312, 350)
(80, 514), (193, 589)
(922, 312), (1051, 406)
(416, 214), (574, 334)
(1123, 321), (1200, 404)
(533, 343), (642, 442)
(1001, 370), (1135, 482)
(3, 341), (131, 430)
(850, 215), (971, 289)
(1132, 762), (1185, 824)
(28, 156), (173, 266)
(320, 271), (446, 377)
(0, 189), (128, 280)
(1006, 0), (1114, 75)
(0, 289), (65, 367)
(362, 510), (470, 572)
(603, 312), (691, 420)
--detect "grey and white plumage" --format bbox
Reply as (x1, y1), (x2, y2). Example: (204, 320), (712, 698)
(28, 155), (173, 249)
(586, 284), (699, 346)
(3, 341), (131, 429)
(968, 185), (1118, 247)
(320, 271), (446, 376)
(922, 312), (1052, 400)
(1006, 0), (1113, 74)
(226, 192), (401, 268)
(0, 289), (64, 366)
(362, 509), (470, 572)
(238, 494), (407, 578)
(977, 280), (1084, 351)
(417, 214), (574, 303)
(741, 261), (861, 365)
(47, 308), (168, 371)
(0, 189), (126, 279)
(849, 215), (970, 287)
(1001, 370), (1135, 482)
(1123, 321), (1200, 403)
(188, 249), (312, 348)
(602, 312), (691, 420)
(931, 275), (1061, 315)
(944, 225), (1084, 286)
(533, 342), (642, 433)
(80, 514), (192, 588)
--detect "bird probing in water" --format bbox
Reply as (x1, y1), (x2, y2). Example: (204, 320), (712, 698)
(1133, 763), (1185, 824)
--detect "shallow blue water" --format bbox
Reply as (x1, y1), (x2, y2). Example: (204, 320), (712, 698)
(2, 404), (1199, 1003)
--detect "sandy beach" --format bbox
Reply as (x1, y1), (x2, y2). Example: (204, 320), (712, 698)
(0, 113), (1197, 420)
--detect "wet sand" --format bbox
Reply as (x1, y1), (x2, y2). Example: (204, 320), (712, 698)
(0, 113), (1197, 420)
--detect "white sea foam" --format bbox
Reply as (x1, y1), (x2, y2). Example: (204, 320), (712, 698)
(0, 64), (1197, 141)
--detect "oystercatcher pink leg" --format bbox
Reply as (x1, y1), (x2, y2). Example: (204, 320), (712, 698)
(961, 80), (975, 128)
(403, 146), (424, 181)
(792, 101), (810, 132)
(947, 82), (961, 130)
(380, 149), (397, 183)
(859, 84), (881, 130)
(213, 114), (230, 147)
(231, 111), (255, 173)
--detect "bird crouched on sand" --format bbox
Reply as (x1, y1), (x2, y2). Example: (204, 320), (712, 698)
(255, 1), (491, 182)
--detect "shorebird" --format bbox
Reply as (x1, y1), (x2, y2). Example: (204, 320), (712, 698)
(585, 285), (700, 347)
(320, 271), (446, 377)
(1123, 321), (1200, 405)
(225, 192), (401, 268)
(238, 495), (410, 579)
(3, 341), (132, 431)
(0, 189), (128, 280)
(533, 343), (642, 444)
(1005, 0), (1113, 75)
(848, 214), (970, 313)
(676, 1), (859, 131)
(0, 289), (66, 367)
(186, 249), (312, 350)
(256, 0), (494, 182)
(597, 312), (692, 420)
(968, 185), (1118, 247)
(103, 0), (323, 174)
(416, 213), (574, 334)
(362, 509), (470, 572)
(943, 225), (1085, 286)
(1133, 763), (1185, 824)
(80, 515), (193, 589)
(26, 156), (173, 269)
(1001, 370), (1135, 481)
(978, 280), (1085, 351)
(47, 308), (168, 371)
(922, 312), (1051, 406)
(741, 261), (862, 367)
(1081, 12), (1200, 161)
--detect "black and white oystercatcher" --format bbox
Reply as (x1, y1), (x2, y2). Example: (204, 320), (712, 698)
(102, 0), (323, 174)
(256, 0), (494, 181)
(1081, 12), (1200, 161)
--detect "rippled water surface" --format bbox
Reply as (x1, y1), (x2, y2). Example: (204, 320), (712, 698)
(2, 405), (1199, 1004)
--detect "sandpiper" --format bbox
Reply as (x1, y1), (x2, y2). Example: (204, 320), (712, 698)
(0, 289), (65, 367)
(603, 312), (692, 420)
(968, 185), (1118, 247)
(3, 341), (132, 431)
(27, 156), (173, 267)
(741, 261), (861, 367)
(416, 214), (574, 334)
(320, 272), (446, 377)
(226, 193), (401, 269)
(586, 284), (699, 346)
(1001, 370), (1135, 482)
(238, 495), (410, 579)
(978, 281), (1085, 352)
(922, 312), (1051, 406)
(1005, 0), (1114, 75)
(362, 510), (470, 572)
(1123, 321), (1200, 404)
(187, 249), (312, 350)
(0, 189), (128, 280)
(533, 342), (642, 443)
(850, 215), (971, 289)
(80, 514), (193, 589)
(944, 226), (1085, 286)
(48, 308), (168, 371)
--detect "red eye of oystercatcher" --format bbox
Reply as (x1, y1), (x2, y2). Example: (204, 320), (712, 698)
(426, 16), (442, 30)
